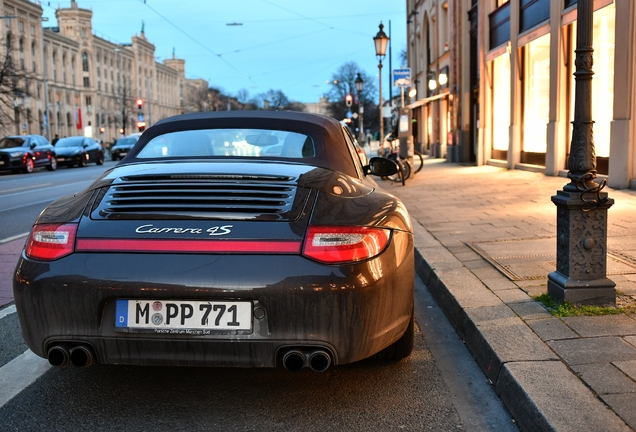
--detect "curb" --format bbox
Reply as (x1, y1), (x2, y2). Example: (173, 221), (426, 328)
(411, 220), (631, 431)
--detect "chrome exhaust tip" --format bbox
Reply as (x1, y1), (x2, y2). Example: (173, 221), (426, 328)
(47, 344), (71, 367)
(308, 350), (331, 372)
(282, 350), (306, 372)
(70, 344), (96, 368)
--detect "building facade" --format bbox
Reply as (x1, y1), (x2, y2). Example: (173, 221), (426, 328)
(407, 0), (636, 189)
(1, 0), (206, 144)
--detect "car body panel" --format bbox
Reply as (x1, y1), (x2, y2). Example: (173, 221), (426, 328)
(111, 135), (140, 160)
(0, 135), (56, 173)
(54, 137), (104, 166)
(13, 111), (414, 369)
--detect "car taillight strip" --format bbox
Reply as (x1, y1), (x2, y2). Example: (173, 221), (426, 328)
(26, 224), (78, 261)
(76, 238), (301, 253)
(302, 226), (390, 264)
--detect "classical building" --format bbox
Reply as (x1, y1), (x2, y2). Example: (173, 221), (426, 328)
(407, 0), (636, 189)
(1, 0), (206, 144)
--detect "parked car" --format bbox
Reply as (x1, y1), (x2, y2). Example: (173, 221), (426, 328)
(110, 135), (140, 160)
(13, 110), (413, 372)
(54, 136), (104, 167)
(0, 134), (57, 173)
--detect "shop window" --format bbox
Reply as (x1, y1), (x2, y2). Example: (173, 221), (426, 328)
(521, 33), (550, 165)
(492, 53), (510, 161)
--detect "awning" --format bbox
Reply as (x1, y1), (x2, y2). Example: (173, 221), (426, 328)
(406, 90), (450, 109)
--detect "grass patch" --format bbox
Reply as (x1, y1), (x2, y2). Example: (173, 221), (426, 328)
(533, 293), (631, 317)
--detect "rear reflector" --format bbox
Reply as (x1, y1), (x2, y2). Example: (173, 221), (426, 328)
(26, 224), (78, 261)
(75, 239), (301, 254)
(302, 226), (390, 264)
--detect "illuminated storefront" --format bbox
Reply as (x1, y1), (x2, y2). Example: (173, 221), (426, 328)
(491, 53), (510, 161)
(407, 0), (635, 189)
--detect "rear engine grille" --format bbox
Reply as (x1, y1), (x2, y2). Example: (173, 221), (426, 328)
(92, 175), (307, 221)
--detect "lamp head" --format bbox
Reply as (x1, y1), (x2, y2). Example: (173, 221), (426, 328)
(373, 23), (389, 59)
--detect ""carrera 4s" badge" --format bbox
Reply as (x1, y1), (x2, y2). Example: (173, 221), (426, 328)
(135, 224), (233, 236)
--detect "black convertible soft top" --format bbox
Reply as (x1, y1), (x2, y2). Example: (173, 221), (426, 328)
(122, 110), (359, 177)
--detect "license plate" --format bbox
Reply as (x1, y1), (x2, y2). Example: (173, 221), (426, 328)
(115, 299), (252, 333)
(56, 157), (65, 162)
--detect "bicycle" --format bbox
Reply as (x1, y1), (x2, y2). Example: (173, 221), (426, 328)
(412, 149), (424, 174)
(378, 139), (412, 186)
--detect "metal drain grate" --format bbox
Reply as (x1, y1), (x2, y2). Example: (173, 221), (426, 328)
(467, 238), (636, 281)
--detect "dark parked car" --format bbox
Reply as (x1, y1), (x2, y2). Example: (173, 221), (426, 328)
(54, 136), (104, 167)
(13, 111), (414, 372)
(110, 135), (139, 160)
(0, 134), (57, 173)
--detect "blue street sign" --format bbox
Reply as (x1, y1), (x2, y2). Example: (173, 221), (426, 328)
(138, 114), (145, 122)
(393, 68), (411, 87)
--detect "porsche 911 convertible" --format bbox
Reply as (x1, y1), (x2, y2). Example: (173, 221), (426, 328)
(14, 111), (414, 372)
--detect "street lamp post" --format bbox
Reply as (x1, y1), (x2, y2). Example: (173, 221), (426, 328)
(40, 17), (50, 141)
(114, 47), (122, 137)
(355, 72), (364, 144)
(373, 23), (389, 145)
(547, 0), (615, 306)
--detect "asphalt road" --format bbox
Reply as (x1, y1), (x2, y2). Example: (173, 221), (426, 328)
(0, 161), (518, 431)
(0, 160), (119, 239)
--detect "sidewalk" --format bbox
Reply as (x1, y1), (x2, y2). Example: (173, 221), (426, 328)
(0, 237), (25, 307)
(376, 157), (636, 431)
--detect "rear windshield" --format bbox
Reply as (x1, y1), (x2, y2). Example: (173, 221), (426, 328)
(135, 128), (315, 159)
(56, 138), (83, 147)
(115, 137), (137, 146)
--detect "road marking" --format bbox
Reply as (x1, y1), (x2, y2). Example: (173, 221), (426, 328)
(0, 350), (51, 408)
(0, 233), (28, 244)
(0, 183), (53, 194)
(0, 198), (57, 213)
(0, 304), (16, 320)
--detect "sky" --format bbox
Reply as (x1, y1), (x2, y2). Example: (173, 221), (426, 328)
(41, 0), (407, 104)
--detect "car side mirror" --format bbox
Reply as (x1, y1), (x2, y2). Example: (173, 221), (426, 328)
(364, 157), (398, 177)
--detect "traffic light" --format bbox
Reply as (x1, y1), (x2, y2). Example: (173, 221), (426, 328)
(345, 94), (353, 107)
(137, 99), (143, 110)
(137, 121), (146, 132)
(99, 127), (105, 133)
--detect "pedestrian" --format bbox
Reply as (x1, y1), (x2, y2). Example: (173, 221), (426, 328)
(52, 134), (59, 145)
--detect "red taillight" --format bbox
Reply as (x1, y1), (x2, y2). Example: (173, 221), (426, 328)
(302, 226), (390, 264)
(26, 224), (77, 261)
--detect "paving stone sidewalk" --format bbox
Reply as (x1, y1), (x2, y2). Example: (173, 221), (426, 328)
(376, 157), (636, 431)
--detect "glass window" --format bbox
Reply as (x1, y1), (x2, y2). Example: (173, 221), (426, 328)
(137, 129), (315, 159)
(492, 54), (511, 156)
(82, 52), (89, 72)
(523, 33), (550, 154)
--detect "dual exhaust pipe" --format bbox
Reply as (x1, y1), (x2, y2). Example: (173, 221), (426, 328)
(48, 343), (330, 371)
(47, 343), (96, 368)
(282, 349), (332, 372)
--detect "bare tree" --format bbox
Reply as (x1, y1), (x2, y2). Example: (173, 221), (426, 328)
(116, 77), (138, 135)
(254, 89), (304, 112)
(325, 62), (377, 132)
(0, 34), (30, 134)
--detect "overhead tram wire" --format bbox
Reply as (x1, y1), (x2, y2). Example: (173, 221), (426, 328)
(136, 0), (255, 86)
(259, 0), (378, 37)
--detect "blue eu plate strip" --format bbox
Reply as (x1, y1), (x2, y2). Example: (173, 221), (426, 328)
(115, 300), (128, 328)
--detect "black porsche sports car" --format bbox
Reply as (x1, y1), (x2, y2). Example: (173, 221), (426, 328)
(14, 111), (414, 372)
(54, 136), (104, 167)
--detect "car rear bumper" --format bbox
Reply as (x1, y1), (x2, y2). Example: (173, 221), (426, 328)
(14, 233), (414, 366)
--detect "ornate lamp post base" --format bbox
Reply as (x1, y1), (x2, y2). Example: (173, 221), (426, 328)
(548, 189), (615, 306)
